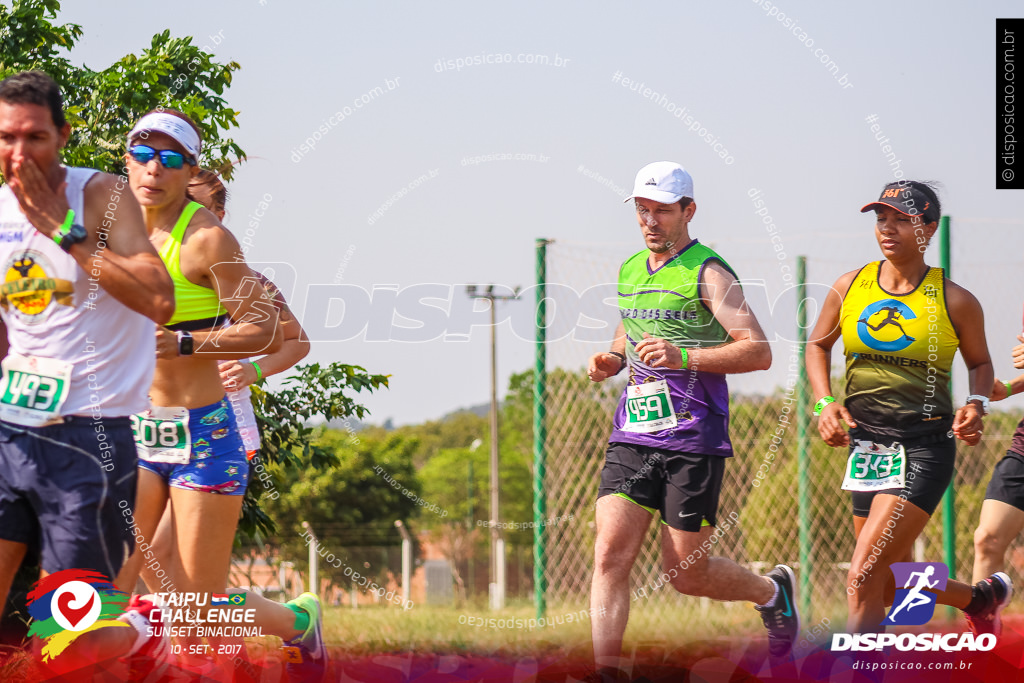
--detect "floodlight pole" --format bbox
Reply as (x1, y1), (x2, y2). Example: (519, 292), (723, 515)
(465, 284), (519, 609)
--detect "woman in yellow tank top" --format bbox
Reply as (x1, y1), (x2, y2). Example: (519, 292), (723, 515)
(806, 181), (1006, 636)
(114, 110), (326, 678)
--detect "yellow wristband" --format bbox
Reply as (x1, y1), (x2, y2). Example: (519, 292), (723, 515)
(1005, 381), (1013, 397)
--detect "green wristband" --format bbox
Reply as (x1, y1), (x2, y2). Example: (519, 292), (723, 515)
(680, 347), (689, 370)
(53, 209), (74, 245)
(1005, 381), (1014, 398)
(813, 396), (835, 416)
(251, 361), (263, 382)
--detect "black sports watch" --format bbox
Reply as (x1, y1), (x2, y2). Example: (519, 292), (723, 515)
(54, 223), (88, 253)
(176, 330), (194, 356)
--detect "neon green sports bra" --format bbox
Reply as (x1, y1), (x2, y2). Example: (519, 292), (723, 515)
(159, 201), (229, 331)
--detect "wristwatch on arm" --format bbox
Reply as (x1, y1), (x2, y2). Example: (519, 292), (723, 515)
(609, 351), (626, 375)
(966, 394), (990, 416)
(52, 210), (87, 253)
(176, 331), (194, 356)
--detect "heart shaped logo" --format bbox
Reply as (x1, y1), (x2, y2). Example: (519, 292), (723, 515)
(50, 581), (101, 632)
(56, 590), (95, 629)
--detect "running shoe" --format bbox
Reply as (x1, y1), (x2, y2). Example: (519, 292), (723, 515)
(117, 593), (171, 680)
(755, 564), (801, 657)
(965, 572), (1012, 636)
(282, 592), (327, 683)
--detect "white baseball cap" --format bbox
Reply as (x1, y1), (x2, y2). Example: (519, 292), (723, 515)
(624, 161), (694, 204)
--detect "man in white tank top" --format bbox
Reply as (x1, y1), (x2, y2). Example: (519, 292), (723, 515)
(0, 71), (174, 670)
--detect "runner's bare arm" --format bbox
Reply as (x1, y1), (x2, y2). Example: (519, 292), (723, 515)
(183, 228), (283, 358)
(992, 337), (1024, 400)
(806, 270), (859, 447)
(220, 283), (310, 388)
(10, 161), (173, 323)
(588, 321), (626, 382)
(249, 303), (309, 377)
(947, 282), (993, 445)
(632, 262), (769, 373)
(676, 259), (771, 373)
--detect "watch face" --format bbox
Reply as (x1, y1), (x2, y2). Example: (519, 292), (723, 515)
(179, 334), (194, 355)
(58, 224), (88, 252)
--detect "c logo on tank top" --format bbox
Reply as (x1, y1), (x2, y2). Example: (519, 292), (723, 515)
(0, 250), (75, 324)
(855, 299), (917, 353)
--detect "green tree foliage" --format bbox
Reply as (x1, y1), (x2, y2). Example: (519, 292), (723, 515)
(371, 370), (538, 600)
(243, 363), (389, 541)
(261, 429), (418, 588)
(0, 0), (243, 178)
(364, 409), (487, 469)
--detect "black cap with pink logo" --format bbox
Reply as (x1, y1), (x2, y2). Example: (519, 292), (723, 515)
(860, 182), (940, 224)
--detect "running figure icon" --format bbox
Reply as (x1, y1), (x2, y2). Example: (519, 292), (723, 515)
(888, 565), (938, 622)
(859, 306), (915, 342)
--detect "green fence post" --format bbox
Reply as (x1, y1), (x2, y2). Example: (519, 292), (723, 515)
(797, 256), (812, 622)
(534, 239), (550, 619)
(939, 217), (957, 613)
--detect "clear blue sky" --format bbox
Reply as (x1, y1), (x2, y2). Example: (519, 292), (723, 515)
(61, 1), (1024, 424)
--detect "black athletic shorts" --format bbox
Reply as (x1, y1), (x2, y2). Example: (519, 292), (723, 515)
(984, 450), (1024, 511)
(598, 442), (725, 532)
(849, 426), (955, 518)
(0, 417), (138, 579)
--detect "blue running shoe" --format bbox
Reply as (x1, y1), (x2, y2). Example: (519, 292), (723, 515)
(755, 564), (801, 657)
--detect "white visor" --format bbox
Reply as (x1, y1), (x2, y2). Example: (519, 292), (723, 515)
(127, 112), (202, 160)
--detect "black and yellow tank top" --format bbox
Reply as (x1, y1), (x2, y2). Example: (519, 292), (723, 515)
(839, 261), (958, 438)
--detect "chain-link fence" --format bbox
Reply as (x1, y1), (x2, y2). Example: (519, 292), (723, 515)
(537, 226), (1024, 627)
(233, 524), (406, 607)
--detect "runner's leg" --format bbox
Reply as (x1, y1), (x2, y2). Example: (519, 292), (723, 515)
(139, 498), (303, 640)
(660, 525), (773, 602)
(847, 494), (970, 632)
(852, 514), (912, 607)
(591, 495), (651, 671)
(139, 503), (175, 593)
(114, 469), (170, 593)
(168, 487), (243, 592)
(166, 486), (244, 667)
(0, 539), (26, 610)
(973, 500), (1024, 582)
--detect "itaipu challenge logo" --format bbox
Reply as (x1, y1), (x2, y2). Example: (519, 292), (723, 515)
(26, 569), (129, 660)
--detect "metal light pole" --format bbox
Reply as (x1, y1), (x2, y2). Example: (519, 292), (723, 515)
(465, 284), (519, 609)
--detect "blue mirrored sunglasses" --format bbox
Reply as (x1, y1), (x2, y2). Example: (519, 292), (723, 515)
(128, 145), (196, 169)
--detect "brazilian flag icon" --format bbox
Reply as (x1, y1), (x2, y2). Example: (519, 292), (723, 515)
(228, 594), (246, 606)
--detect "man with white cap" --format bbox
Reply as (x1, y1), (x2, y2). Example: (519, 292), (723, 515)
(0, 70), (174, 671)
(586, 162), (799, 676)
